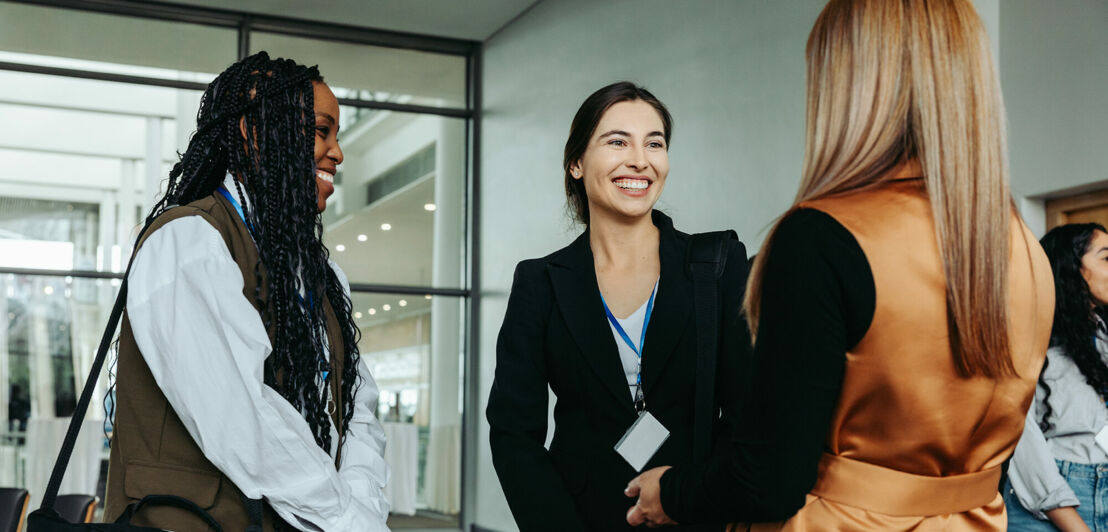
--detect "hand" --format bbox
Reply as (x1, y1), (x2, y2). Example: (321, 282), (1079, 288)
(625, 466), (677, 527)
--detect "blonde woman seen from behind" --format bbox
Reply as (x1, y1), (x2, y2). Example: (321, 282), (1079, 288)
(624, 0), (1054, 530)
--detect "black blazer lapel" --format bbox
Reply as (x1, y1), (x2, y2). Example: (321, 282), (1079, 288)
(640, 212), (693, 398)
(547, 234), (638, 415)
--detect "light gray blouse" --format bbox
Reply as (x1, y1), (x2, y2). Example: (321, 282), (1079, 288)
(1009, 325), (1108, 518)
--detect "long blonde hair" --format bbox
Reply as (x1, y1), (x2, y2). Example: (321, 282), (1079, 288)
(745, 0), (1015, 377)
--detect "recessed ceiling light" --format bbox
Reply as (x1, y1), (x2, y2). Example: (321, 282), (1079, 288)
(398, 299), (407, 307)
(335, 244), (346, 252)
(357, 234), (368, 242)
(382, 304), (392, 311)
(368, 308), (377, 315)
(43, 286), (54, 295)
(354, 311), (362, 319)
(424, 294), (432, 300)
(424, 203), (437, 212)
(380, 223), (392, 231)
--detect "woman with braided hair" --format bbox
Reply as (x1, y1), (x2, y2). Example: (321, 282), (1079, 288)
(1006, 223), (1108, 531)
(103, 52), (390, 531)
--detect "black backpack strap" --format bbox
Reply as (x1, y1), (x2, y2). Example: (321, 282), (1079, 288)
(38, 214), (163, 511)
(685, 230), (737, 463)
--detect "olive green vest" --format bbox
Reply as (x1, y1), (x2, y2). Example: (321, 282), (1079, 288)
(104, 192), (346, 532)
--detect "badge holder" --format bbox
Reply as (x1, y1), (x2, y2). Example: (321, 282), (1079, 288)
(615, 389), (670, 472)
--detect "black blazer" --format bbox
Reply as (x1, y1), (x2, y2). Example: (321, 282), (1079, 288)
(487, 211), (749, 531)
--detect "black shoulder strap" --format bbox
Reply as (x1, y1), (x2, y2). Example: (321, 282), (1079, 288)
(685, 230), (737, 464)
(38, 215), (159, 511)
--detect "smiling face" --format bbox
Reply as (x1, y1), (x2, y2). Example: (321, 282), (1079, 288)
(570, 100), (669, 223)
(1081, 230), (1108, 306)
(312, 81), (343, 213)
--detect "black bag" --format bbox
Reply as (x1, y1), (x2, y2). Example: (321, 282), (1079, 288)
(685, 230), (739, 464)
(27, 215), (262, 532)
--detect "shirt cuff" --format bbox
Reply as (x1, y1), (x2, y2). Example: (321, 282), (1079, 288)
(1032, 486), (1081, 521)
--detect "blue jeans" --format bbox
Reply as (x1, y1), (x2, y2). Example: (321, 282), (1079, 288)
(1004, 460), (1108, 531)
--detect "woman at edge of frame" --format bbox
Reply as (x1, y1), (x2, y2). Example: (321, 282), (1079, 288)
(103, 52), (390, 531)
(624, 0), (1055, 530)
(1005, 223), (1108, 532)
(486, 81), (749, 531)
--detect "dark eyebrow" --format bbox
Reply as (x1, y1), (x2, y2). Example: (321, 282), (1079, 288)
(597, 129), (665, 141)
(598, 129), (630, 139)
(316, 112), (336, 126)
(1098, 246), (1108, 254)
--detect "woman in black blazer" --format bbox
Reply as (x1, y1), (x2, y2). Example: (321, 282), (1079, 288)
(486, 82), (749, 531)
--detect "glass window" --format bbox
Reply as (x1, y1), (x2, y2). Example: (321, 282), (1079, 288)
(1, 273), (117, 489)
(324, 111), (467, 289)
(352, 292), (463, 523)
(0, 4), (236, 83)
(251, 32), (467, 109)
(0, 70), (203, 273)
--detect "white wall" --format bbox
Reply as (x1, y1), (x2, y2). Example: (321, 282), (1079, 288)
(1000, 0), (1108, 224)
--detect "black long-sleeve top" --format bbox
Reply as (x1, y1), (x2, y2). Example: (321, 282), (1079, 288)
(659, 208), (876, 523)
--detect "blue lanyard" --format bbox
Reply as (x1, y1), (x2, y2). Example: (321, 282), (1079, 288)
(217, 185), (254, 234)
(219, 185), (329, 384)
(601, 282), (658, 387)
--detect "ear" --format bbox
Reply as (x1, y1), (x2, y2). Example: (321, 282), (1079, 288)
(570, 161), (583, 180)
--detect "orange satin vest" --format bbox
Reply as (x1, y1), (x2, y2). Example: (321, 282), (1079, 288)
(744, 179), (1053, 531)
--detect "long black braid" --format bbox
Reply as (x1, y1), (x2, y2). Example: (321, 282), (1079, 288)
(1038, 223), (1108, 432)
(145, 51), (360, 452)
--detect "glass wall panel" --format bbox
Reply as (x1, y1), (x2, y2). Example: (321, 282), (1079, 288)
(0, 3), (235, 83)
(1, 274), (117, 495)
(251, 32), (467, 109)
(0, 70), (204, 273)
(324, 111), (467, 289)
(352, 292), (462, 527)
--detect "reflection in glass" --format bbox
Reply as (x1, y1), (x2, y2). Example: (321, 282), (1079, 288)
(0, 198), (99, 271)
(0, 69), (204, 273)
(352, 292), (462, 523)
(324, 111), (467, 289)
(1, 274), (116, 489)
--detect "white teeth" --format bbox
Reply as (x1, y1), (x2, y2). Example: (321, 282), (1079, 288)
(316, 171), (334, 184)
(614, 179), (648, 190)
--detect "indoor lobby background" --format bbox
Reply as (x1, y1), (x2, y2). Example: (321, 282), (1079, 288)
(0, 1), (1104, 531)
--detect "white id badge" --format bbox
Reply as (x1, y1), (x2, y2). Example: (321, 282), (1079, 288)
(614, 411), (670, 472)
(1095, 426), (1108, 456)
